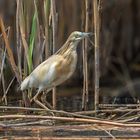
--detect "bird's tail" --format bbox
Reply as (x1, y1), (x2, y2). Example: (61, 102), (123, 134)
(21, 76), (30, 91)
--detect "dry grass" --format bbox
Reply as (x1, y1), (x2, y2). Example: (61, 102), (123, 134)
(0, 0), (94, 109)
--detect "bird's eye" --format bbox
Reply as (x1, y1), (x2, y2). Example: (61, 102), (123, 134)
(75, 34), (79, 38)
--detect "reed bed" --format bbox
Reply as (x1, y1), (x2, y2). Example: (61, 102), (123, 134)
(0, 0), (95, 109)
(0, 0), (140, 138)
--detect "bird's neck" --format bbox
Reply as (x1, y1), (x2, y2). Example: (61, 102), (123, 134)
(56, 40), (79, 55)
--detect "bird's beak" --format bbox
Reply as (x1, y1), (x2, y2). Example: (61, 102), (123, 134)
(81, 32), (93, 38)
(76, 32), (93, 40)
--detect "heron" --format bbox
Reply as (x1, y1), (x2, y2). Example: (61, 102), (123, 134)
(21, 31), (92, 110)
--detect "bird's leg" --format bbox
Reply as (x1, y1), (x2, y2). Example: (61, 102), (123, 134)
(32, 89), (50, 110)
(31, 89), (54, 116)
(41, 90), (54, 110)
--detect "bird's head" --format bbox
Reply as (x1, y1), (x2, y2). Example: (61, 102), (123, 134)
(56, 31), (93, 55)
(68, 31), (93, 43)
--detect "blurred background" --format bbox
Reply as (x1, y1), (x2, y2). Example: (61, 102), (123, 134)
(0, 0), (140, 111)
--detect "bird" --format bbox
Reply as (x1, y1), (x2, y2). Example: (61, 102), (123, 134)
(21, 31), (92, 110)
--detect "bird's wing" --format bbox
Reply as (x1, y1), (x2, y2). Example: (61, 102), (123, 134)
(30, 55), (65, 87)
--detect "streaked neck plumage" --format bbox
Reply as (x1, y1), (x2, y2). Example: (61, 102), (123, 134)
(56, 39), (80, 56)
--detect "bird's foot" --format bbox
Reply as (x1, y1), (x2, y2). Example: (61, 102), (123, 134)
(41, 93), (54, 110)
(33, 97), (54, 116)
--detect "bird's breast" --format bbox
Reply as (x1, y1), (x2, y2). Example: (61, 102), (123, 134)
(52, 51), (77, 86)
(30, 52), (78, 90)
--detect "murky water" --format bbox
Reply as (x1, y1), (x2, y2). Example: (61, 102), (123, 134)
(0, 88), (139, 138)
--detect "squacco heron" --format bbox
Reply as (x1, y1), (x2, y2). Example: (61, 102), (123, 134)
(21, 31), (92, 110)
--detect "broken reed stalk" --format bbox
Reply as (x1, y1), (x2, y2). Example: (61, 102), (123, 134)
(2, 105), (140, 115)
(0, 106), (98, 120)
(81, 0), (85, 110)
(0, 124), (118, 132)
(1, 114), (140, 127)
(1, 70), (6, 104)
(0, 16), (24, 105)
(16, 0), (22, 82)
(44, 0), (51, 58)
(51, 0), (57, 109)
(16, 0), (28, 107)
(18, 1), (31, 107)
(94, 0), (100, 112)
(0, 27), (10, 105)
(0, 48), (6, 104)
(0, 16), (20, 83)
(2, 77), (15, 104)
(82, 52), (86, 110)
(84, 0), (89, 106)
(82, 0), (89, 111)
